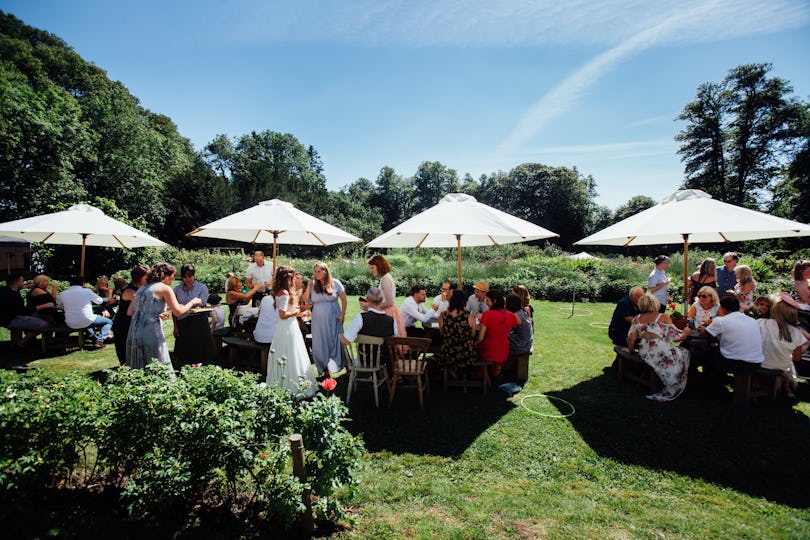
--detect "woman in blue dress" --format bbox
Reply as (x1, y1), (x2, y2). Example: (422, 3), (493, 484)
(126, 262), (202, 371)
(302, 261), (347, 377)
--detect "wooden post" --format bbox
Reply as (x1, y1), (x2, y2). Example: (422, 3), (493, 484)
(289, 433), (314, 535)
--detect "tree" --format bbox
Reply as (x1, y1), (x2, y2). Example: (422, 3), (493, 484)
(771, 105), (810, 225)
(410, 161), (459, 214)
(676, 64), (806, 208)
(370, 166), (413, 231)
(612, 195), (657, 224)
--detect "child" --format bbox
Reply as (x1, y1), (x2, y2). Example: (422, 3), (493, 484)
(208, 293), (226, 332)
(754, 295), (774, 319)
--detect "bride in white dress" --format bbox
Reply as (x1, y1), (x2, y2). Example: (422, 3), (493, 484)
(266, 265), (317, 398)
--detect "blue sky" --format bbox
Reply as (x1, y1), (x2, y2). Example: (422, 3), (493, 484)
(3, 0), (809, 209)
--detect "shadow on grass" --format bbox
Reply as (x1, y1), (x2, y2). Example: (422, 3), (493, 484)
(548, 370), (810, 508)
(336, 371), (516, 457)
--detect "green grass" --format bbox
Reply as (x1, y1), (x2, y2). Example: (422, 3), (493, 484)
(3, 301), (810, 539)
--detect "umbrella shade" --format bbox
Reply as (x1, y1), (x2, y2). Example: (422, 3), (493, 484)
(187, 199), (361, 271)
(575, 189), (810, 306)
(0, 204), (168, 275)
(366, 193), (558, 286)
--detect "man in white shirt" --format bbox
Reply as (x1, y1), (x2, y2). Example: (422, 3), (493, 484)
(647, 255), (671, 313)
(400, 284), (436, 337)
(432, 280), (452, 315)
(245, 251), (272, 307)
(342, 287), (398, 344)
(57, 276), (112, 348)
(703, 295), (763, 390)
(465, 280), (489, 317)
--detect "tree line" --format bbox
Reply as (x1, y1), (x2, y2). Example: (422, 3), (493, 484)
(1, 11), (808, 277)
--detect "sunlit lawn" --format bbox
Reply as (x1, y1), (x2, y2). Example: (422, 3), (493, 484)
(2, 300), (809, 539)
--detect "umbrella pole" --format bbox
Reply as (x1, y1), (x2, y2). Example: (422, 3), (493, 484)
(272, 232), (279, 279)
(682, 234), (689, 313)
(80, 233), (88, 277)
(456, 234), (462, 290)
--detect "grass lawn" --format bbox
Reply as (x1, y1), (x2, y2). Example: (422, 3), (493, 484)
(2, 300), (810, 539)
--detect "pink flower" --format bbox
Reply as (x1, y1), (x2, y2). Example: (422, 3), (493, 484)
(191, 363), (202, 368)
(321, 378), (337, 392)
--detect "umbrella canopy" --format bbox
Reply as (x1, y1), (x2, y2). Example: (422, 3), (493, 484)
(366, 193), (558, 287)
(575, 189), (810, 304)
(187, 199), (361, 272)
(567, 251), (599, 261)
(0, 203), (167, 276)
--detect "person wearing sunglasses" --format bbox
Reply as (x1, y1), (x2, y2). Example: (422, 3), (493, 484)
(687, 286), (720, 330)
(717, 252), (739, 294)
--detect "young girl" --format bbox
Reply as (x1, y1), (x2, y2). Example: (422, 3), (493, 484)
(758, 298), (809, 399)
(734, 265), (757, 311)
(266, 266), (317, 397)
(208, 293), (225, 332)
(754, 295), (774, 319)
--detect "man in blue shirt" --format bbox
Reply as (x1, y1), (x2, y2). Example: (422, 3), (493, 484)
(716, 251), (739, 295)
(173, 264), (212, 365)
(608, 286), (644, 346)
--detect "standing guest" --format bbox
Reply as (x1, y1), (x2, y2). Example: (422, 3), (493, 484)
(27, 274), (59, 325)
(647, 255), (671, 313)
(702, 295), (764, 390)
(733, 265), (757, 311)
(292, 272), (306, 308)
(716, 251), (739, 294)
(512, 284), (534, 320)
(266, 265), (317, 397)
(252, 294), (278, 345)
(366, 254), (406, 340)
(507, 293), (533, 356)
(477, 289), (520, 377)
(245, 250), (273, 307)
(754, 295), (775, 319)
(431, 280), (453, 315)
(302, 261), (347, 377)
(112, 264), (148, 365)
(686, 286), (720, 330)
(625, 293), (691, 402)
(687, 258), (717, 304)
(127, 262), (201, 371)
(226, 275), (259, 328)
(58, 276), (113, 349)
(0, 273), (52, 348)
(465, 280), (490, 318)
(172, 264), (214, 366)
(399, 284), (437, 337)
(437, 289), (477, 377)
(608, 286), (644, 347)
(758, 297), (809, 399)
(208, 293), (226, 333)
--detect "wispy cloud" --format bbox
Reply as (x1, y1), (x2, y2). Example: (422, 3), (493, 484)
(626, 115), (678, 129)
(524, 139), (678, 161)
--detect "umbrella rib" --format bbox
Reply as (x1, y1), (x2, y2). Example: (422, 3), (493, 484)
(719, 232), (730, 243)
(112, 234), (129, 248)
(42, 233), (54, 242)
(622, 236), (636, 247)
(488, 235), (500, 246)
(309, 231), (328, 246)
(250, 230), (263, 243)
(415, 234), (429, 248)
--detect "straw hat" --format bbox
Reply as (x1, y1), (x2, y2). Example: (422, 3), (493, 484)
(473, 280), (489, 292)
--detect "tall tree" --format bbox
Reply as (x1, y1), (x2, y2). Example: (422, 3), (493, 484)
(410, 161), (459, 214)
(676, 63), (805, 208)
(370, 166), (412, 231)
(612, 195), (657, 224)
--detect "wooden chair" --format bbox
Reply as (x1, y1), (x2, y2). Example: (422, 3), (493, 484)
(344, 334), (388, 407)
(385, 336), (432, 411)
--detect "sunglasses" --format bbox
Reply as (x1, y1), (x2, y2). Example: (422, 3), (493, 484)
(698, 294), (709, 298)
(723, 259), (734, 263)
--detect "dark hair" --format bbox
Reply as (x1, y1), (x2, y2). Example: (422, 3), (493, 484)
(505, 294), (523, 313)
(449, 289), (467, 312)
(719, 294), (740, 313)
(6, 272), (25, 285)
(486, 289), (505, 310)
(367, 254), (391, 275)
(147, 262), (176, 284)
(410, 284), (426, 296)
(130, 264), (149, 283)
(208, 293), (222, 305)
(273, 265), (295, 296)
(181, 263), (195, 277)
(69, 275), (85, 287)
(654, 255), (669, 266)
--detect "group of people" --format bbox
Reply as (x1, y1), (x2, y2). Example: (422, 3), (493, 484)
(610, 255), (810, 402)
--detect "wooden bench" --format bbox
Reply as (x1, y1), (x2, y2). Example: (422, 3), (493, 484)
(443, 360), (495, 395)
(222, 336), (269, 376)
(504, 353), (530, 384)
(613, 346), (660, 393)
(40, 326), (84, 353)
(732, 367), (783, 407)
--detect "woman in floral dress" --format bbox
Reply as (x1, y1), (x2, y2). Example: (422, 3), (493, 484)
(438, 290), (478, 377)
(626, 293), (691, 402)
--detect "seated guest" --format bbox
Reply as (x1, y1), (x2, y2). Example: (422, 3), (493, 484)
(342, 287), (398, 367)
(702, 295), (764, 389)
(754, 295), (775, 319)
(58, 276), (112, 349)
(733, 264), (757, 311)
(226, 275), (260, 328)
(758, 296), (809, 399)
(507, 293), (533, 356)
(687, 258), (717, 304)
(465, 280), (490, 317)
(208, 293), (226, 333)
(252, 294), (278, 345)
(437, 289), (477, 376)
(27, 274), (59, 325)
(687, 286), (720, 330)
(399, 284), (436, 337)
(791, 260), (810, 309)
(625, 293), (691, 401)
(432, 280), (453, 315)
(93, 276), (115, 316)
(1, 273), (53, 347)
(512, 284), (534, 320)
(477, 289), (520, 377)
(608, 287), (644, 347)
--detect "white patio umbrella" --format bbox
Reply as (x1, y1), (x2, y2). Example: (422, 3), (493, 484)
(575, 189), (810, 305)
(567, 251), (599, 261)
(0, 203), (168, 276)
(366, 193), (559, 288)
(187, 199), (361, 273)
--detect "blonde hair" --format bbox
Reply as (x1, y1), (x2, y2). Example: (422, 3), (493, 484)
(772, 301), (799, 342)
(696, 286), (719, 306)
(637, 293), (661, 314)
(735, 265), (754, 285)
(32, 274), (50, 289)
(226, 275), (241, 292)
